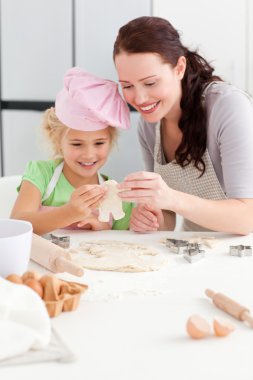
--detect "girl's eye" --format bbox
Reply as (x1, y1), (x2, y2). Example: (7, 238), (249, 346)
(122, 85), (133, 89)
(145, 82), (155, 86)
(71, 143), (81, 147)
(95, 142), (105, 146)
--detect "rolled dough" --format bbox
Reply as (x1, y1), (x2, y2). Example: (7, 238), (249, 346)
(69, 240), (169, 272)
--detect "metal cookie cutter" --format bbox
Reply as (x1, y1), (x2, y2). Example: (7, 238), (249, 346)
(184, 243), (205, 263)
(229, 245), (252, 257)
(166, 238), (189, 254)
(50, 234), (70, 249)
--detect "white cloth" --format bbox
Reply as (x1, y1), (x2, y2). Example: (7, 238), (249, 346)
(0, 277), (51, 361)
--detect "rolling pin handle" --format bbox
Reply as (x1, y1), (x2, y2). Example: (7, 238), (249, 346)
(55, 256), (84, 277)
(205, 289), (215, 299)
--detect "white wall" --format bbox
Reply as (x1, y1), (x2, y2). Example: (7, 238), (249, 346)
(103, 112), (144, 181)
(248, 0), (253, 94)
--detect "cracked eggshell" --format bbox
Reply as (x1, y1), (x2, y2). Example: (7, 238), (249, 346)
(213, 317), (235, 337)
(186, 314), (211, 339)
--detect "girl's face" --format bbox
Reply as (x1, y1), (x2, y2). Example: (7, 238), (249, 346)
(115, 52), (186, 123)
(60, 127), (111, 183)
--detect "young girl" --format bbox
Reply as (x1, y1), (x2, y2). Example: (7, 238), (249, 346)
(11, 67), (132, 235)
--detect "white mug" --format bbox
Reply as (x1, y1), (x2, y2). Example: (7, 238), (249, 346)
(0, 219), (33, 277)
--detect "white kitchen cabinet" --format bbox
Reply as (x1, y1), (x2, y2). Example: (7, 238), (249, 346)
(2, 110), (49, 176)
(153, 0), (249, 92)
(1, 0), (72, 100)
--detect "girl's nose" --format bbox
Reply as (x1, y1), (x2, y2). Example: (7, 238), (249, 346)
(80, 146), (94, 159)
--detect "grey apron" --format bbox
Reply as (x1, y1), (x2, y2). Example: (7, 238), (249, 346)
(154, 124), (227, 231)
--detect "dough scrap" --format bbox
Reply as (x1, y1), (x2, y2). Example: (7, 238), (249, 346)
(98, 180), (125, 222)
(69, 240), (169, 272)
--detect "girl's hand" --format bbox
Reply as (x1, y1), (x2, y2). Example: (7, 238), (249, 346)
(77, 216), (111, 231)
(118, 171), (174, 210)
(67, 184), (106, 220)
(129, 203), (164, 233)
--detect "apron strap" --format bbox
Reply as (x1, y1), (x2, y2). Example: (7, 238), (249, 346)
(98, 172), (107, 184)
(42, 161), (64, 202)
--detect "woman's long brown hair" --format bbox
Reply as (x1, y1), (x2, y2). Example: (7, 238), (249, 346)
(113, 16), (222, 174)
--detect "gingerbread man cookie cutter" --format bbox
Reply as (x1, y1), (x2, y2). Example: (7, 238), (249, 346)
(165, 238), (189, 254)
(184, 243), (205, 263)
(50, 234), (70, 249)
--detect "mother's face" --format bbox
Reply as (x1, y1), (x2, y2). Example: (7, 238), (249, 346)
(115, 52), (186, 123)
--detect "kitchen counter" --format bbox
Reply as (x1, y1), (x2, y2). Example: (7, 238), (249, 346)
(2, 230), (253, 380)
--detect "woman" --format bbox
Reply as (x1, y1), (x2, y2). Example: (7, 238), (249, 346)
(113, 16), (253, 234)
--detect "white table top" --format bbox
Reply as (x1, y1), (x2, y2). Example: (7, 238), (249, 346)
(3, 230), (253, 380)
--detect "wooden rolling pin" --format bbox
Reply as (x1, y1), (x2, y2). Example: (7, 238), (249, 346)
(31, 233), (84, 277)
(205, 289), (253, 328)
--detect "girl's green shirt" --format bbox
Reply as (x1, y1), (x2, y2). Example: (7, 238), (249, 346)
(18, 160), (133, 230)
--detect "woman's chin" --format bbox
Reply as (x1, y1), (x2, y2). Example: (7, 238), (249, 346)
(142, 113), (161, 123)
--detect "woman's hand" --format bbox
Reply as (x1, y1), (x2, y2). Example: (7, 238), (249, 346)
(129, 203), (164, 233)
(67, 184), (106, 220)
(118, 171), (174, 211)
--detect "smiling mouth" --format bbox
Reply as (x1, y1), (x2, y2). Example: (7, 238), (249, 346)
(78, 161), (97, 167)
(139, 101), (160, 112)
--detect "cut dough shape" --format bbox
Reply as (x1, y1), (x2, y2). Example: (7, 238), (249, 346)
(69, 240), (169, 272)
(98, 180), (125, 222)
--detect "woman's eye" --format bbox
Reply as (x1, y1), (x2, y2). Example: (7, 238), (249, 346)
(71, 143), (81, 147)
(95, 142), (105, 146)
(122, 85), (133, 89)
(145, 82), (155, 86)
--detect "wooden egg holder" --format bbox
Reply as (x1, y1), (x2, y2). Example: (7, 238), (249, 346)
(6, 271), (88, 318)
(41, 274), (88, 317)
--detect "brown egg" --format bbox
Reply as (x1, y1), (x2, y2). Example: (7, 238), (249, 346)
(6, 274), (23, 284)
(24, 278), (44, 298)
(186, 314), (211, 339)
(213, 317), (235, 337)
(22, 270), (41, 282)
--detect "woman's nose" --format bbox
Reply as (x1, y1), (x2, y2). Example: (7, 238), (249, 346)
(134, 90), (148, 105)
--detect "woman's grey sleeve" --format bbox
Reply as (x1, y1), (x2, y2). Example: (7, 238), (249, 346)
(211, 90), (253, 198)
(137, 118), (156, 172)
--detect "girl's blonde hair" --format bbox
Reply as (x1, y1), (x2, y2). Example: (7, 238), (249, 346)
(42, 107), (118, 158)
